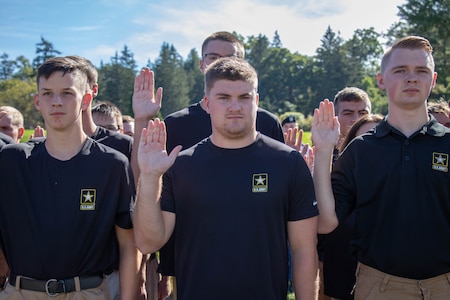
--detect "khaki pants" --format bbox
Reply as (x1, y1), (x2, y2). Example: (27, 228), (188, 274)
(0, 277), (111, 300)
(355, 263), (450, 300)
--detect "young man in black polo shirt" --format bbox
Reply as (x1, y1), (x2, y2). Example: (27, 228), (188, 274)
(313, 36), (450, 299)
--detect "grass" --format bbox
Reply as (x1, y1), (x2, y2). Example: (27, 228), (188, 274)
(302, 131), (312, 145)
(21, 129), (39, 142)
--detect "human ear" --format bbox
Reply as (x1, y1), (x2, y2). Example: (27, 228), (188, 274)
(81, 93), (93, 111)
(376, 73), (385, 90)
(33, 93), (41, 111)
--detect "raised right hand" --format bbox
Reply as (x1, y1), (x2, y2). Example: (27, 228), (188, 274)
(311, 99), (340, 150)
(137, 118), (182, 176)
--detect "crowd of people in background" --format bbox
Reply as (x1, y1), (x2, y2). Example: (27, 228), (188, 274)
(0, 32), (449, 300)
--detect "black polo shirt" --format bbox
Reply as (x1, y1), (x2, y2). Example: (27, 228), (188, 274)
(332, 116), (450, 279)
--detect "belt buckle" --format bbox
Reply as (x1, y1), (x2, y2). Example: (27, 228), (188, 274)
(45, 279), (65, 297)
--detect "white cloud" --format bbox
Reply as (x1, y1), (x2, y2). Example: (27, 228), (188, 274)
(123, 0), (405, 67)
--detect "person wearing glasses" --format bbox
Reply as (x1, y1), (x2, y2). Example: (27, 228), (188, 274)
(92, 100), (124, 132)
(134, 57), (319, 300)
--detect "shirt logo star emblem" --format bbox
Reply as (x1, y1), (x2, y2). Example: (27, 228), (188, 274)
(432, 152), (448, 172)
(80, 189), (96, 210)
(252, 173), (268, 193)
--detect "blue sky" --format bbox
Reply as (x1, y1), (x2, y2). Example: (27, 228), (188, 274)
(1, 0), (406, 69)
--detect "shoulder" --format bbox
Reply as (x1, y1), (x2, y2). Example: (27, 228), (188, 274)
(0, 140), (43, 160)
(92, 127), (133, 157)
(257, 134), (297, 153)
(164, 103), (204, 122)
(0, 132), (15, 145)
(84, 138), (130, 165)
(257, 107), (278, 119)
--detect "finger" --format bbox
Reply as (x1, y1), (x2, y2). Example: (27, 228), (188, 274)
(148, 69), (155, 94)
(134, 69), (144, 93)
(297, 129), (303, 148)
(168, 145), (183, 162)
(140, 127), (148, 146)
(152, 118), (161, 143)
(156, 87), (163, 106)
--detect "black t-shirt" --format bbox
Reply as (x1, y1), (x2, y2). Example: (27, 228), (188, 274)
(332, 118), (450, 279)
(160, 134), (318, 300)
(159, 102), (285, 276)
(92, 126), (133, 161)
(0, 138), (134, 279)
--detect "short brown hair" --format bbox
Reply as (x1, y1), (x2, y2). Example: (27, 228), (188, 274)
(204, 57), (257, 94)
(201, 31), (245, 59)
(36, 56), (89, 92)
(380, 36), (434, 74)
(333, 87), (372, 114)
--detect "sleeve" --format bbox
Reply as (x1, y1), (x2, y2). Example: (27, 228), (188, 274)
(331, 148), (357, 223)
(288, 152), (319, 221)
(115, 160), (135, 229)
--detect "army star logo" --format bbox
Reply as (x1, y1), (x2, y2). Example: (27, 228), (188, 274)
(432, 152), (448, 172)
(252, 173), (268, 193)
(80, 189), (96, 210)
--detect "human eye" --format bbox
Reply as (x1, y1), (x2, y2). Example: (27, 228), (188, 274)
(417, 68), (431, 74)
(62, 90), (75, 97)
(205, 53), (220, 62)
(240, 94), (252, 101)
(359, 111), (369, 116)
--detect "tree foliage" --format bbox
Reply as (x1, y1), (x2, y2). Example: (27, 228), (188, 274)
(152, 43), (190, 117)
(1, 0), (449, 129)
(32, 36), (61, 71)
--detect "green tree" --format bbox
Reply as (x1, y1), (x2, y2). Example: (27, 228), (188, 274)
(13, 56), (34, 81)
(0, 53), (17, 80)
(0, 78), (41, 128)
(120, 45), (138, 71)
(153, 43), (190, 117)
(271, 30), (283, 48)
(32, 36), (61, 71)
(245, 34), (271, 72)
(312, 26), (349, 103)
(342, 28), (384, 84)
(97, 46), (137, 116)
(183, 48), (204, 104)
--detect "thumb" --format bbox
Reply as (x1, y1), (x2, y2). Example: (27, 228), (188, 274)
(168, 145), (183, 162)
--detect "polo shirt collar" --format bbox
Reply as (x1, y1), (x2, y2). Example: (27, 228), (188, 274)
(374, 114), (447, 138)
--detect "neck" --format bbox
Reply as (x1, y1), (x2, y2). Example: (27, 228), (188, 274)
(386, 106), (430, 137)
(82, 110), (97, 137)
(210, 131), (258, 149)
(45, 125), (88, 161)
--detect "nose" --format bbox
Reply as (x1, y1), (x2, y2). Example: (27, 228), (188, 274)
(406, 71), (418, 83)
(51, 94), (63, 106)
(228, 98), (241, 111)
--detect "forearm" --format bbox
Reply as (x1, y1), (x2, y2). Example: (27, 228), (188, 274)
(292, 247), (319, 300)
(117, 228), (142, 300)
(131, 117), (153, 185)
(313, 147), (339, 233)
(134, 174), (169, 254)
